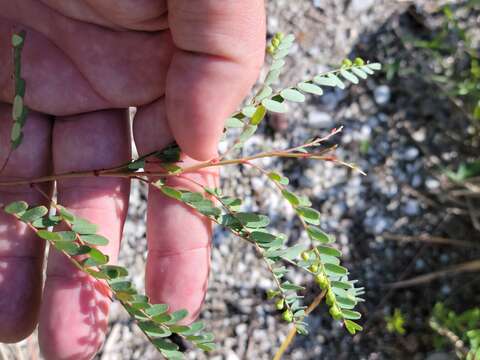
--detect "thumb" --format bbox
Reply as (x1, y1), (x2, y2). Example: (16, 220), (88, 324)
(166, 0), (265, 160)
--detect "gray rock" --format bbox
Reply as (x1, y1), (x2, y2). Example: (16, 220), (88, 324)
(374, 85), (391, 105)
(308, 110), (334, 129)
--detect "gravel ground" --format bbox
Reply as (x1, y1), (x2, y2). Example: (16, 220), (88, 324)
(5, 1), (480, 359)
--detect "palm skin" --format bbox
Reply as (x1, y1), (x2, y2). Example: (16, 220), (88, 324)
(0, 1), (265, 359)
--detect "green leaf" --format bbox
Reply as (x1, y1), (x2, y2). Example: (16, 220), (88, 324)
(58, 206), (75, 222)
(169, 325), (191, 333)
(81, 234), (109, 246)
(313, 75), (337, 87)
(236, 124), (257, 145)
(182, 321), (205, 336)
(139, 321), (172, 338)
(282, 244), (308, 260)
(145, 304), (169, 317)
(4, 201), (28, 215)
(307, 226), (331, 243)
(153, 338), (179, 351)
(242, 106), (257, 118)
(83, 248), (109, 266)
(324, 263), (349, 276)
(32, 215), (61, 228)
(186, 333), (215, 342)
(273, 48), (290, 60)
(342, 309), (361, 320)
(296, 207), (320, 225)
(160, 350), (184, 360)
(191, 199), (221, 217)
(351, 67), (368, 79)
(72, 218), (98, 234)
(367, 62), (382, 71)
(250, 231), (276, 244)
(331, 281), (353, 290)
(280, 88), (306, 103)
(20, 206), (48, 223)
(281, 189), (300, 206)
(109, 280), (134, 293)
(54, 241), (80, 254)
(317, 245), (342, 257)
(12, 95), (24, 121)
(327, 73), (345, 89)
(297, 82), (324, 95)
(225, 117), (245, 128)
(155, 144), (181, 163)
(340, 69), (359, 84)
(250, 105), (267, 125)
(270, 59), (285, 71)
(100, 265), (128, 279)
(57, 231), (77, 241)
(37, 230), (61, 241)
(265, 68), (282, 84)
(344, 319), (363, 334)
(161, 186), (182, 200)
(152, 313), (173, 323)
(221, 197), (242, 211)
(197, 342), (217, 352)
(281, 281), (305, 291)
(236, 213), (270, 229)
(262, 99), (287, 113)
(180, 192), (204, 204)
(165, 309), (189, 324)
(268, 172), (289, 185)
(10, 122), (22, 143)
(255, 86), (273, 101)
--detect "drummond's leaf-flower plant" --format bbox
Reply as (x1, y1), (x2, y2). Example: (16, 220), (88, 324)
(0, 31), (381, 359)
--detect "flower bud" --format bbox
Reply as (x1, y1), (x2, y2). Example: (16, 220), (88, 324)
(272, 38), (280, 48)
(301, 251), (310, 261)
(267, 45), (275, 55)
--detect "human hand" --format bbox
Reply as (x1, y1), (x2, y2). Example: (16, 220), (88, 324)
(0, 1), (265, 358)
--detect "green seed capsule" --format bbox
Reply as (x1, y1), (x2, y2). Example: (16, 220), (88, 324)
(309, 263), (319, 273)
(275, 299), (285, 310)
(267, 45), (275, 55)
(329, 305), (343, 320)
(314, 273), (328, 289)
(301, 251), (310, 261)
(272, 38), (280, 48)
(267, 289), (278, 300)
(282, 309), (293, 323)
(354, 57), (365, 66)
(275, 32), (285, 41)
(326, 289), (336, 304)
(342, 59), (353, 67)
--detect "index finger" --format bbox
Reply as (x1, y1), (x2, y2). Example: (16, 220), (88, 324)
(166, 0), (266, 160)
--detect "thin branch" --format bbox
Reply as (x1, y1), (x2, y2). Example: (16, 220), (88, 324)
(389, 260), (480, 288)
